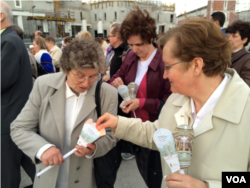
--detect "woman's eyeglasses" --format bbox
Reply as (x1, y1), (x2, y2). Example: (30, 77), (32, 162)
(165, 61), (184, 71)
(71, 71), (99, 82)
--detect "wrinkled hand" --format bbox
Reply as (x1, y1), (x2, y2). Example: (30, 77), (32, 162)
(41, 146), (64, 167)
(102, 75), (109, 82)
(74, 143), (96, 157)
(112, 77), (124, 89)
(165, 173), (208, 188)
(122, 98), (140, 113)
(96, 113), (119, 131)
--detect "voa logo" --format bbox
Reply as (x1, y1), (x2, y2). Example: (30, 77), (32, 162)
(226, 176), (246, 183)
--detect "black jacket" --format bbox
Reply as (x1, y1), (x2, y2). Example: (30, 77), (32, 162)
(1, 27), (33, 134)
(109, 42), (126, 79)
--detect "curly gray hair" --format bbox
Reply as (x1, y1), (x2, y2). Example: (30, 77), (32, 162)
(60, 38), (105, 73)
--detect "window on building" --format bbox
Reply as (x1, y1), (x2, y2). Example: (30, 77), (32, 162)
(80, 12), (83, 21)
(95, 14), (97, 21)
(170, 14), (173, 23)
(104, 13), (106, 20)
(114, 12), (117, 20)
(104, 30), (107, 38)
(14, 0), (21, 8)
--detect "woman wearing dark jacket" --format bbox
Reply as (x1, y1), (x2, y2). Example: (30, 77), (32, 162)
(110, 7), (171, 188)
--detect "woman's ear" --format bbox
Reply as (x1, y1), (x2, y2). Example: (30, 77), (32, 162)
(191, 57), (204, 76)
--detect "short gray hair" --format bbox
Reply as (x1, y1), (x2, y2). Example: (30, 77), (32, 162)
(1, 1), (13, 24)
(60, 38), (105, 73)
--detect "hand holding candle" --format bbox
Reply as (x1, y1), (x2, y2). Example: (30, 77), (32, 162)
(118, 85), (137, 118)
(36, 119), (105, 177)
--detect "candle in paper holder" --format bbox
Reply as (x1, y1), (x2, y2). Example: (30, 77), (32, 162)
(77, 123), (106, 147)
(172, 125), (194, 169)
(153, 128), (181, 173)
(36, 119), (105, 177)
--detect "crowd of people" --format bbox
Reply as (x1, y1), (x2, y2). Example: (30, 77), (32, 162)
(1, 1), (250, 188)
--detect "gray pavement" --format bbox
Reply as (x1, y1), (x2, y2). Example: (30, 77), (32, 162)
(20, 158), (147, 188)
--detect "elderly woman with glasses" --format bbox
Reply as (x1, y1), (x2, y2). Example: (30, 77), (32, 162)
(10, 38), (118, 188)
(96, 18), (250, 188)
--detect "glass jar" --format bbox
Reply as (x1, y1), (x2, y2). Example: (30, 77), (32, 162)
(173, 125), (194, 169)
(128, 82), (138, 99)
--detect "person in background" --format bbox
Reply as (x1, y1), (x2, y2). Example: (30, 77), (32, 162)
(101, 37), (109, 56)
(61, 32), (69, 50)
(95, 37), (102, 45)
(210, 11), (226, 36)
(1, 2), (34, 188)
(76, 31), (93, 40)
(33, 36), (54, 73)
(102, 23), (126, 83)
(34, 30), (46, 38)
(226, 20), (250, 87)
(11, 38), (118, 188)
(45, 36), (62, 72)
(109, 7), (171, 188)
(29, 44), (36, 56)
(63, 36), (72, 46)
(96, 17), (250, 188)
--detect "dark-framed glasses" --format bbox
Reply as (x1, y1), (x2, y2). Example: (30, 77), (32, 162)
(71, 71), (99, 82)
(165, 61), (184, 71)
(108, 35), (115, 38)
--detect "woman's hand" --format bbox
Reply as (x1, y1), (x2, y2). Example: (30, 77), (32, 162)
(112, 77), (124, 89)
(41, 146), (64, 167)
(74, 143), (96, 157)
(96, 113), (119, 131)
(122, 98), (140, 113)
(102, 75), (109, 82)
(165, 173), (209, 188)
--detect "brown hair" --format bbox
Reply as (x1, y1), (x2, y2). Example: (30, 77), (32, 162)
(95, 37), (102, 44)
(60, 38), (105, 73)
(12, 24), (23, 40)
(45, 36), (56, 44)
(158, 18), (231, 77)
(33, 36), (48, 50)
(120, 6), (156, 44)
(64, 36), (72, 44)
(226, 20), (250, 47)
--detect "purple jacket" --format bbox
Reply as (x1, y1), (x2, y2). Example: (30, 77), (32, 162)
(110, 45), (172, 121)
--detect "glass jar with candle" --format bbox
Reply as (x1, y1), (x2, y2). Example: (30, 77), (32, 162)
(128, 82), (138, 99)
(173, 125), (194, 169)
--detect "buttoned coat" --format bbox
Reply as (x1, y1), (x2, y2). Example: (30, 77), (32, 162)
(11, 73), (118, 188)
(112, 69), (250, 188)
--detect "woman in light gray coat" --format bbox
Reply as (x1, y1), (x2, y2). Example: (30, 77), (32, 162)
(96, 18), (250, 188)
(11, 38), (118, 188)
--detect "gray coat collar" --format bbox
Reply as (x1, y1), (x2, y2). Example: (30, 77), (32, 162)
(47, 72), (98, 147)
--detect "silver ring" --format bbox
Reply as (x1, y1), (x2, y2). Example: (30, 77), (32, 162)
(49, 161), (53, 164)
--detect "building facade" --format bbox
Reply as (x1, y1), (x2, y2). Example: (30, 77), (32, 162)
(177, 0), (250, 28)
(6, 0), (92, 39)
(89, 0), (176, 38)
(6, 0), (177, 41)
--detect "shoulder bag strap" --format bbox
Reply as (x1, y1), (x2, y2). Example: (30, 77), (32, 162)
(232, 53), (249, 64)
(95, 80), (103, 118)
